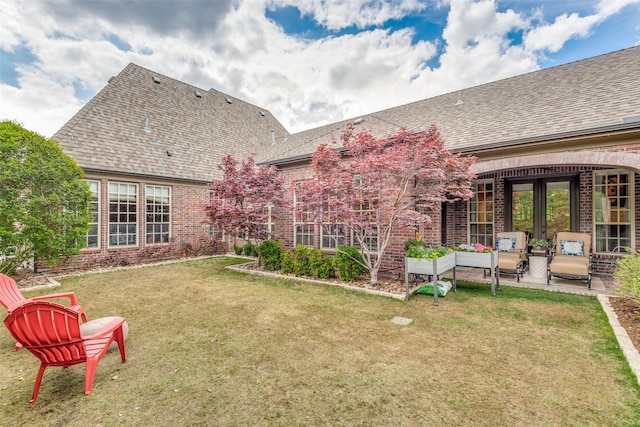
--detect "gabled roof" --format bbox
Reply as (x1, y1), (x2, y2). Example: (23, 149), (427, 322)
(258, 46), (640, 165)
(53, 63), (289, 182)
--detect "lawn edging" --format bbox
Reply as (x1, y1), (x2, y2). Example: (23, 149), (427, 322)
(226, 262), (406, 300)
(598, 294), (640, 386)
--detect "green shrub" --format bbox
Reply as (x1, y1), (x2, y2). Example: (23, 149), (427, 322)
(233, 245), (243, 255)
(292, 245), (312, 277)
(333, 246), (366, 282)
(242, 243), (257, 257)
(615, 249), (640, 301)
(258, 240), (283, 271)
(281, 251), (295, 275)
(309, 249), (334, 279)
(0, 258), (19, 276)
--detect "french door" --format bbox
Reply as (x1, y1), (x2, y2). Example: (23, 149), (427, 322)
(506, 176), (578, 244)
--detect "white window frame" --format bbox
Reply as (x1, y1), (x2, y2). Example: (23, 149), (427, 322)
(84, 180), (100, 249)
(145, 185), (171, 244)
(320, 194), (345, 250)
(468, 179), (495, 247)
(108, 182), (138, 247)
(593, 169), (635, 253)
(293, 190), (314, 247)
(321, 223), (345, 250)
(351, 177), (379, 252)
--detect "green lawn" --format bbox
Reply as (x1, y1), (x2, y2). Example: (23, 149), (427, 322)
(1, 257), (638, 426)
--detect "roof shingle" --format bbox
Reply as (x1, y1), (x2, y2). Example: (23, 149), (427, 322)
(53, 63), (289, 182)
(259, 46), (640, 164)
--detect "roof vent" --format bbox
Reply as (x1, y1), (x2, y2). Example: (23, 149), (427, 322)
(108, 76), (115, 83)
(455, 91), (463, 106)
(225, 97), (233, 104)
(353, 117), (364, 125)
(259, 111), (266, 117)
(194, 91), (202, 98)
(152, 76), (161, 84)
(167, 150), (173, 157)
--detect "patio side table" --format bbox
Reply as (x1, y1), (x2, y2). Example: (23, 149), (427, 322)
(529, 255), (548, 279)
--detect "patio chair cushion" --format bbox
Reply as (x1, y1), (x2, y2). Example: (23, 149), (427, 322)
(497, 237), (516, 252)
(560, 240), (584, 257)
(549, 255), (589, 276)
(498, 252), (521, 270)
(81, 317), (129, 351)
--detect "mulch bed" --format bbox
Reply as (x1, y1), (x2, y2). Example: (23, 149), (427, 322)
(608, 297), (640, 353)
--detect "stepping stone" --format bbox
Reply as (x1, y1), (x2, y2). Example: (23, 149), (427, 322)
(391, 316), (413, 326)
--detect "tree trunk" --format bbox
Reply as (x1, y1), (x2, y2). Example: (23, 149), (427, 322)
(369, 268), (378, 286)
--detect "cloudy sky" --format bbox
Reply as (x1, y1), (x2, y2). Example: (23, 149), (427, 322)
(1, 0), (639, 138)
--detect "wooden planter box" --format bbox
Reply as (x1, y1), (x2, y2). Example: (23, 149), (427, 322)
(455, 251), (498, 269)
(454, 251), (499, 296)
(405, 252), (456, 304)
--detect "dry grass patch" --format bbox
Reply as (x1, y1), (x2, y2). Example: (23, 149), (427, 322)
(0, 257), (638, 426)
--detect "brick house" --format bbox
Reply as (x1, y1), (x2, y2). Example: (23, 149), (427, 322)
(53, 47), (640, 278)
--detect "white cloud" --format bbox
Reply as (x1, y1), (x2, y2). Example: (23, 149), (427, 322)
(0, 0), (638, 137)
(524, 0), (640, 52)
(596, 0), (640, 17)
(410, 0), (536, 95)
(524, 13), (600, 52)
(269, 0), (429, 30)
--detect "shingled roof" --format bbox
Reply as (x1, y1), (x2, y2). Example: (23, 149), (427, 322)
(54, 47), (640, 180)
(258, 46), (640, 165)
(53, 63), (289, 182)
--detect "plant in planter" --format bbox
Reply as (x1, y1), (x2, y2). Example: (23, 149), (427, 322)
(404, 243), (450, 260)
(528, 238), (550, 250)
(404, 241), (456, 303)
(455, 243), (494, 253)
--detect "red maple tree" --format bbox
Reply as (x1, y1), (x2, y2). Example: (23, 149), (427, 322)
(297, 123), (476, 285)
(204, 154), (287, 247)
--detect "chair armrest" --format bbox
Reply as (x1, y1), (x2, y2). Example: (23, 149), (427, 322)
(81, 317), (126, 340)
(30, 292), (80, 306)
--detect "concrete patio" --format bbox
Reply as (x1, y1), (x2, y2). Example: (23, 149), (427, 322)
(452, 265), (610, 296)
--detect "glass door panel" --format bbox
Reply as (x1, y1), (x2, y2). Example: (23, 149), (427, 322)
(508, 177), (576, 246)
(546, 181), (571, 239)
(512, 183), (533, 235)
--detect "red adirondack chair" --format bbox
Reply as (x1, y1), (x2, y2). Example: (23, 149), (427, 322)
(0, 273), (88, 350)
(3, 300), (127, 403)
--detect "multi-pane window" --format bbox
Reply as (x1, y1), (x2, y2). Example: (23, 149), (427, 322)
(146, 185), (170, 244)
(260, 204), (275, 237)
(469, 180), (494, 246)
(294, 189), (314, 247)
(321, 195), (345, 249)
(352, 177), (378, 252)
(85, 180), (100, 249)
(321, 224), (345, 249)
(209, 224), (223, 241)
(109, 182), (137, 247)
(594, 170), (634, 252)
(353, 228), (378, 252)
(207, 191), (224, 241)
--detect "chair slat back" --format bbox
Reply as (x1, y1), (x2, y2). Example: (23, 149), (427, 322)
(4, 301), (86, 364)
(0, 273), (26, 311)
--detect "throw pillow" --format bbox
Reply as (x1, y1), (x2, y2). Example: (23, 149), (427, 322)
(560, 240), (584, 257)
(497, 237), (516, 252)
